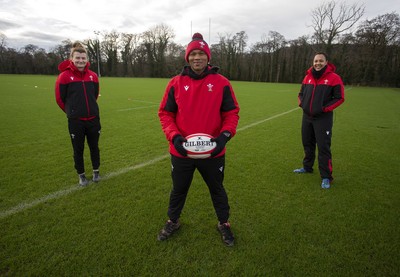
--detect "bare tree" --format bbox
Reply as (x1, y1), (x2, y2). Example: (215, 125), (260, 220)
(355, 12), (400, 85)
(1, 19), (399, 86)
(164, 41), (185, 76)
(142, 23), (175, 77)
(51, 40), (73, 61)
(0, 33), (7, 72)
(120, 33), (141, 76)
(310, 0), (365, 55)
(85, 37), (102, 77)
(101, 30), (120, 76)
(356, 12), (400, 46)
(214, 31), (248, 79)
(266, 31), (286, 82)
(0, 33), (7, 49)
(249, 31), (286, 82)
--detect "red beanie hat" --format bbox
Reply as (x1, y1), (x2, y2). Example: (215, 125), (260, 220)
(185, 33), (211, 63)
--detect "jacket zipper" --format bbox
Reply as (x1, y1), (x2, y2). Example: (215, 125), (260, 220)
(310, 79), (316, 115)
(81, 73), (90, 116)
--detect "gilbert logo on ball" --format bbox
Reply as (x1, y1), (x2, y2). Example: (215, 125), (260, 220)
(183, 133), (216, 159)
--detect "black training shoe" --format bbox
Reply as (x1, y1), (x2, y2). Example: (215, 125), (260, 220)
(217, 222), (234, 246)
(78, 173), (89, 186)
(92, 170), (101, 182)
(157, 220), (180, 241)
(293, 168), (313, 173)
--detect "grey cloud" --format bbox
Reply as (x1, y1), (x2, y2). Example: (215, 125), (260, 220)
(0, 19), (21, 31)
(19, 31), (65, 42)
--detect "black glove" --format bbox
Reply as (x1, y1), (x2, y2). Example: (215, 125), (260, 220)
(173, 135), (187, 157)
(210, 131), (231, 157)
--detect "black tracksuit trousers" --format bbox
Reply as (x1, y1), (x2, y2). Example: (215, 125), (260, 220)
(68, 117), (101, 174)
(168, 155), (230, 224)
(301, 112), (333, 180)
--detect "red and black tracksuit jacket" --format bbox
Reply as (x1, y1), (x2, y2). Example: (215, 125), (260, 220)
(55, 60), (100, 119)
(158, 65), (240, 158)
(298, 63), (344, 116)
(55, 60), (101, 174)
(297, 63), (345, 180)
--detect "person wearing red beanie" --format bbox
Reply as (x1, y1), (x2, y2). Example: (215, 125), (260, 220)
(184, 32), (211, 63)
(158, 32), (240, 246)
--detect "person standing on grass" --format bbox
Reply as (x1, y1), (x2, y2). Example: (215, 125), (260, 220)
(55, 42), (101, 186)
(294, 52), (345, 189)
(157, 33), (240, 246)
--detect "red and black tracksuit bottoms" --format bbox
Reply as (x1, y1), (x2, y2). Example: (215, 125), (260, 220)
(68, 117), (101, 175)
(168, 155), (230, 224)
(301, 112), (333, 180)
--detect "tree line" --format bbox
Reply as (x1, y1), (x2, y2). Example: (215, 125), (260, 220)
(0, 2), (399, 87)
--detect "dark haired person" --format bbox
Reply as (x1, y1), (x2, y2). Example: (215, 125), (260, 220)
(157, 33), (240, 246)
(294, 52), (345, 189)
(55, 42), (101, 186)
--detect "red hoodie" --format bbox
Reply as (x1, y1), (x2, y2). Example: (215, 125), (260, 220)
(158, 66), (240, 158)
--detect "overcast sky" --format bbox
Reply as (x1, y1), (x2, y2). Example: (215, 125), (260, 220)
(0, 0), (399, 51)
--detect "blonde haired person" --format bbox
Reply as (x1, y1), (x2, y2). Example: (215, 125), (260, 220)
(55, 42), (101, 186)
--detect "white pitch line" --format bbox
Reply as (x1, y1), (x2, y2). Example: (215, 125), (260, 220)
(0, 187), (83, 219)
(117, 105), (158, 112)
(0, 107), (299, 219)
(103, 154), (169, 179)
(237, 107), (299, 132)
(128, 99), (159, 104)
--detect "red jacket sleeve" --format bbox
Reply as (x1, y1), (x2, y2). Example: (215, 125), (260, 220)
(158, 80), (181, 142)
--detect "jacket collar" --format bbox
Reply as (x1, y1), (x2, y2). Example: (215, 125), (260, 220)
(181, 65), (219, 79)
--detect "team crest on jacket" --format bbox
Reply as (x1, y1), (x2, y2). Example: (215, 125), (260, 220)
(207, 83), (213, 92)
(324, 79), (329, 84)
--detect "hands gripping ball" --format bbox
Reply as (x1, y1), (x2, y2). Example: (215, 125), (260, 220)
(182, 133), (216, 159)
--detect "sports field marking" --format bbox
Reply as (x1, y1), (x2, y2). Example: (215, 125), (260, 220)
(117, 105), (158, 112)
(0, 107), (299, 219)
(0, 187), (84, 219)
(117, 99), (159, 111)
(0, 155), (170, 219)
(128, 99), (159, 104)
(237, 107), (298, 132)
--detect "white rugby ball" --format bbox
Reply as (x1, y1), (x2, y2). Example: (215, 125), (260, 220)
(183, 133), (216, 159)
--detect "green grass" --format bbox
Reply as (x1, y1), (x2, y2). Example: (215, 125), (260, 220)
(0, 74), (399, 276)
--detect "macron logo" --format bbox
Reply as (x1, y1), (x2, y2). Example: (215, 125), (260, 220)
(70, 76), (74, 81)
(184, 85), (189, 91)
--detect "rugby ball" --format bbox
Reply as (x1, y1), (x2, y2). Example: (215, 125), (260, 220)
(183, 133), (216, 159)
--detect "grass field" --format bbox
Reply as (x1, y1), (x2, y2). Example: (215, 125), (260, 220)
(0, 74), (399, 276)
